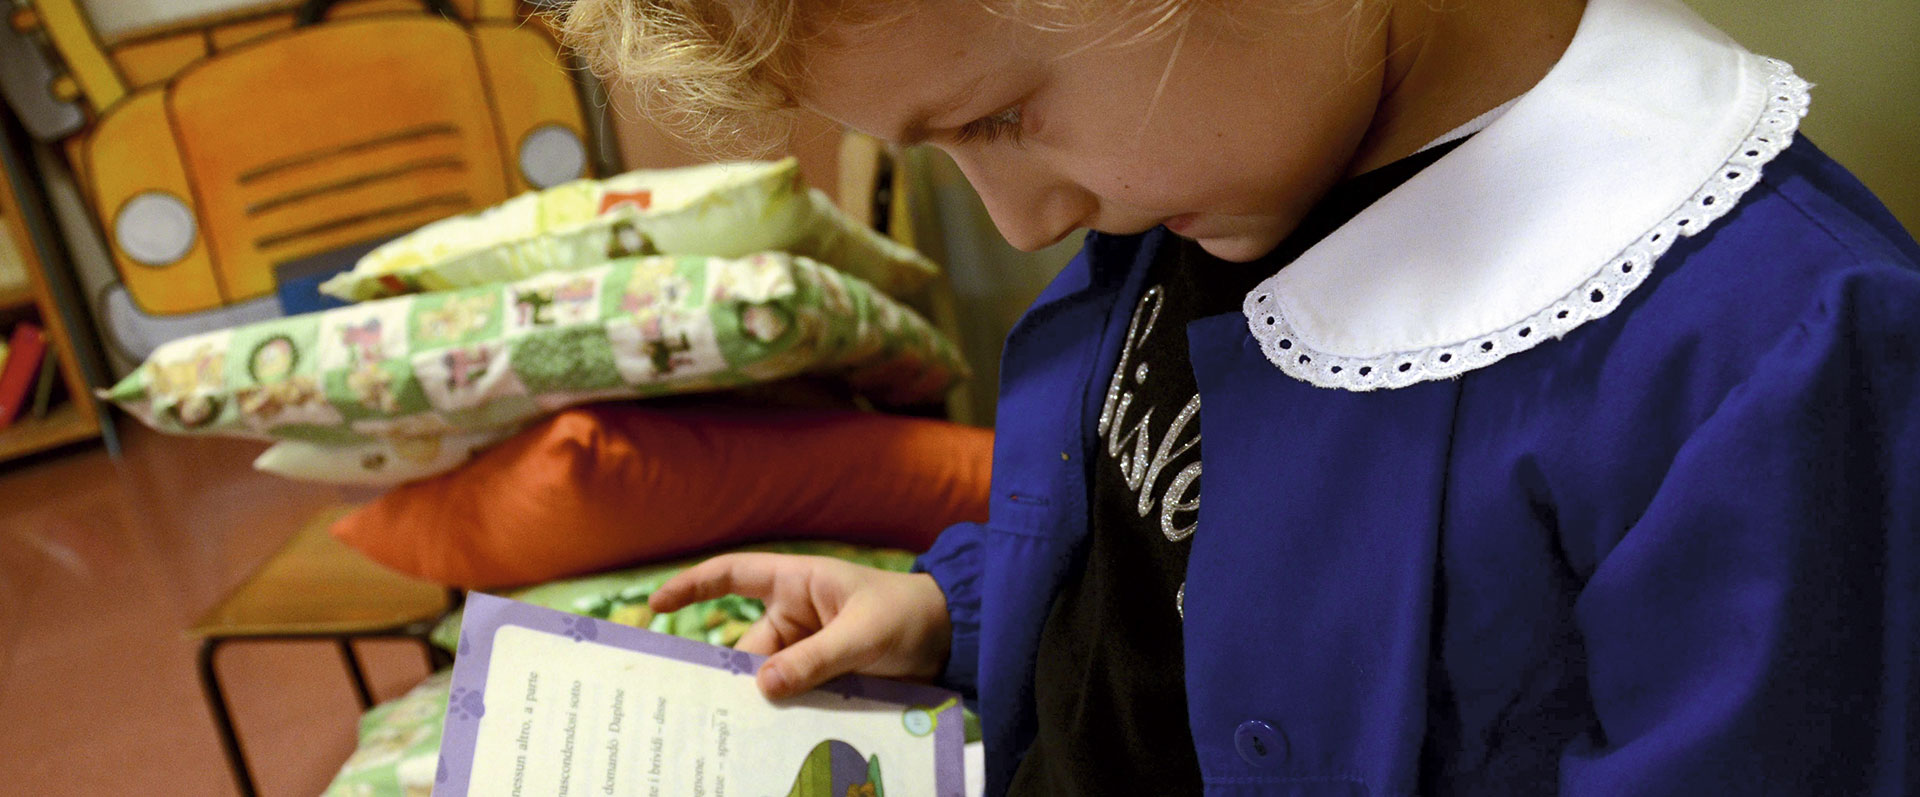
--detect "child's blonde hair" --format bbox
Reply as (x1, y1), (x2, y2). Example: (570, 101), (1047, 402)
(556, 0), (1200, 154)
(558, 0), (806, 153)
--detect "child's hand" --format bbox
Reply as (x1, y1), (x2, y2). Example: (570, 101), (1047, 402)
(648, 553), (951, 700)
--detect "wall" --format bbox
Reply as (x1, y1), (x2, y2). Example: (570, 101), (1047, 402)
(1684, 0), (1920, 233)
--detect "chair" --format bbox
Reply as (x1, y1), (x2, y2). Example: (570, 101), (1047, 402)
(187, 505), (458, 797)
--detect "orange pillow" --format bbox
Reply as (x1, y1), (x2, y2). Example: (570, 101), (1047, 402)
(330, 404), (992, 588)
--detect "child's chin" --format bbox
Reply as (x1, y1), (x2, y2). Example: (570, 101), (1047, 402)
(1192, 233), (1283, 264)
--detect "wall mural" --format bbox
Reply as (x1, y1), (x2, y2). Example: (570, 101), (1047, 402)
(0, 0), (590, 373)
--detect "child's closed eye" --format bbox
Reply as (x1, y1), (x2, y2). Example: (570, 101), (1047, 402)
(954, 106), (1024, 146)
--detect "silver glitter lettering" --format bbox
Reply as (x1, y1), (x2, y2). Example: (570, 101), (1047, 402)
(1162, 460), (1201, 542)
(1097, 284), (1205, 621)
(1098, 287), (1162, 438)
(1117, 405), (1155, 491)
(1136, 394), (1200, 518)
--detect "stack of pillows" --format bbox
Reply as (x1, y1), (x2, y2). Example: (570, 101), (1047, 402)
(104, 159), (994, 587)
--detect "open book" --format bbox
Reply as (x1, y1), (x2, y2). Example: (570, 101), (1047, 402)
(434, 592), (966, 796)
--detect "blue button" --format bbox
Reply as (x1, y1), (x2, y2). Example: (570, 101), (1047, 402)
(1234, 720), (1285, 767)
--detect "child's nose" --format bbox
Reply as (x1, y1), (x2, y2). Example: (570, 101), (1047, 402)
(950, 153), (1094, 252)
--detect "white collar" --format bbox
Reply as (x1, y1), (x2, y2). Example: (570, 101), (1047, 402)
(1417, 95), (1520, 155)
(1242, 0), (1810, 391)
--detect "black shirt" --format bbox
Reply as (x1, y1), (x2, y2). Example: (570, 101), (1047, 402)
(1009, 138), (1470, 795)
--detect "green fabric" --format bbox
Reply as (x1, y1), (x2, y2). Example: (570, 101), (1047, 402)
(321, 669), (448, 797)
(428, 540), (918, 651)
(106, 253), (967, 444)
(319, 158), (939, 302)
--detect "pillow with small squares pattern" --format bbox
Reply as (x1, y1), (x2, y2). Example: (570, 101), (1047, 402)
(103, 252), (966, 445)
(318, 158), (938, 302)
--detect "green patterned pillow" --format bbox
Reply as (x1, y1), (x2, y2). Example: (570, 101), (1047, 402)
(322, 669), (448, 797)
(428, 540), (918, 652)
(319, 158), (938, 301)
(104, 253), (967, 443)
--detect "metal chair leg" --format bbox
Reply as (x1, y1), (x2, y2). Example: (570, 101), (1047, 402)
(337, 638), (375, 709)
(427, 589), (463, 671)
(197, 639), (259, 797)
(425, 635), (454, 671)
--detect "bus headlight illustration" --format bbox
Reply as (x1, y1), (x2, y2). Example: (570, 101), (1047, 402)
(519, 123), (586, 189)
(115, 190), (197, 267)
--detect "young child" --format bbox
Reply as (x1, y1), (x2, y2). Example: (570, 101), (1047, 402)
(565, 0), (1920, 793)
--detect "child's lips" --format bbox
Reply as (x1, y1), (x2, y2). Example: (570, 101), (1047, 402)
(1164, 213), (1201, 234)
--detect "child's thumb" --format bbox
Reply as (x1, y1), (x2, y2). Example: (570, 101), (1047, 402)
(755, 617), (880, 700)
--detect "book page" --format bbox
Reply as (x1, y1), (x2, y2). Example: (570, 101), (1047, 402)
(436, 593), (964, 797)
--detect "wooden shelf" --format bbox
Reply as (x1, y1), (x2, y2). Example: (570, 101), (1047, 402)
(0, 280), (30, 310)
(0, 111), (105, 465)
(0, 401), (99, 461)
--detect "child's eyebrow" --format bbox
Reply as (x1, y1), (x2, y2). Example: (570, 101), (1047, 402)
(889, 71), (993, 146)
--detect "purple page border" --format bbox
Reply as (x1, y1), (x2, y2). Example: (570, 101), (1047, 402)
(433, 592), (965, 796)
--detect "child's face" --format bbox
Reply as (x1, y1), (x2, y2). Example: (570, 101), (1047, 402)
(800, 1), (1386, 262)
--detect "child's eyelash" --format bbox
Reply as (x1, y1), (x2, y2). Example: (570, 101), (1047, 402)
(954, 106), (1024, 146)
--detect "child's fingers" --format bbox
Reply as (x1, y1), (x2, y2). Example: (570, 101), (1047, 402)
(755, 612), (883, 700)
(732, 616), (784, 657)
(649, 553), (787, 612)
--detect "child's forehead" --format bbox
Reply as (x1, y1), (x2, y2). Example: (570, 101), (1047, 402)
(806, 0), (1008, 60)
(800, 0), (1191, 85)
(797, 2), (1031, 128)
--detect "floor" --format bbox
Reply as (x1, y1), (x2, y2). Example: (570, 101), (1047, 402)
(0, 420), (435, 795)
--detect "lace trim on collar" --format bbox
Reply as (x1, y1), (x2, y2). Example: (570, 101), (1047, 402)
(1244, 58), (1810, 392)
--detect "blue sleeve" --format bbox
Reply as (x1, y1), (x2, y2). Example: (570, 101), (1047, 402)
(915, 521), (984, 701)
(1562, 268), (1920, 794)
